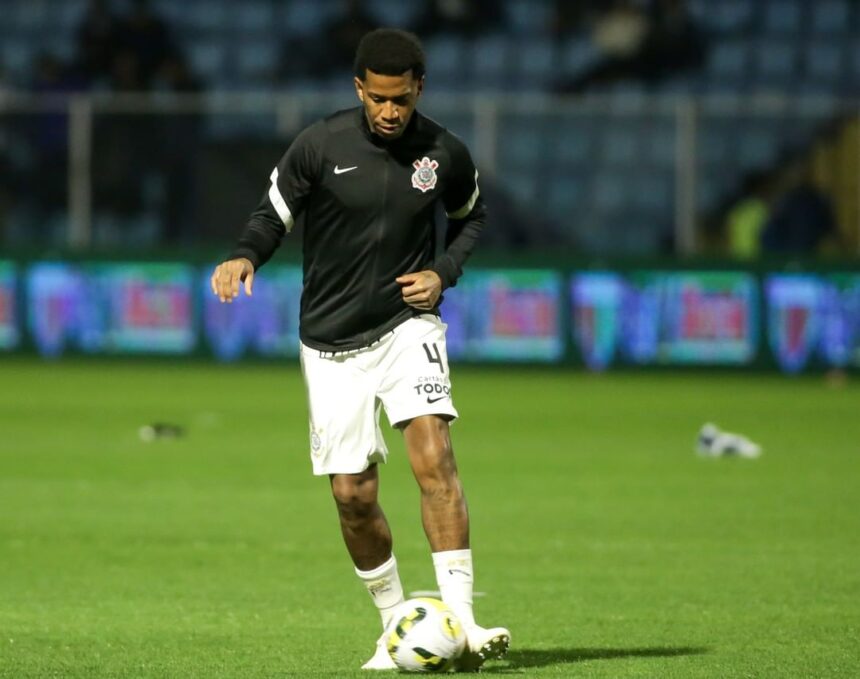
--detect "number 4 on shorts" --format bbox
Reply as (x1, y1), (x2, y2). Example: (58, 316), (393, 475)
(423, 343), (444, 374)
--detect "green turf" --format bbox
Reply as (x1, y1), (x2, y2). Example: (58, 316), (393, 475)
(1, 358), (858, 678)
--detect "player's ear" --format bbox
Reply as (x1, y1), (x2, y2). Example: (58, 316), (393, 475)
(354, 77), (365, 102)
(416, 76), (424, 98)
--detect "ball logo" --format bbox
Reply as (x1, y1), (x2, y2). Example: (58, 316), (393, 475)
(411, 157), (439, 193)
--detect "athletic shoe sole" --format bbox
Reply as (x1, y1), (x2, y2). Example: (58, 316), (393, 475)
(456, 629), (510, 672)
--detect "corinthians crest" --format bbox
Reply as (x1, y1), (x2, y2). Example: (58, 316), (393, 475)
(411, 157), (439, 193)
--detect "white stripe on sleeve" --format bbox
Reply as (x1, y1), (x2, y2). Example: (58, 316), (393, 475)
(268, 168), (295, 231)
(446, 170), (480, 219)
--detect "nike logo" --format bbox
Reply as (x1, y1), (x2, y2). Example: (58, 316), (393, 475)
(448, 568), (470, 577)
(333, 165), (357, 174)
(426, 396), (446, 404)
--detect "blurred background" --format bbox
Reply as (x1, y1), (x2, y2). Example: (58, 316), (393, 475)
(0, 0), (858, 372)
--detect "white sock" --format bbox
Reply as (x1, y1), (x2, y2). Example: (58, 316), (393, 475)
(432, 549), (476, 630)
(355, 554), (405, 631)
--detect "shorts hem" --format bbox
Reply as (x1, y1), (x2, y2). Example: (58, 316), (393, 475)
(311, 450), (388, 476)
(386, 405), (459, 428)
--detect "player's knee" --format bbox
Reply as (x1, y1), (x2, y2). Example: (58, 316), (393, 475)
(330, 476), (378, 519)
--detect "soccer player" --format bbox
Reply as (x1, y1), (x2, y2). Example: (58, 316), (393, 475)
(210, 28), (510, 671)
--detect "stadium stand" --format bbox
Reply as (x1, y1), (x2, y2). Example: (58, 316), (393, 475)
(0, 0), (856, 254)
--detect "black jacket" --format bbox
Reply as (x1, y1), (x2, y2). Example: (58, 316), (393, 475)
(230, 106), (486, 351)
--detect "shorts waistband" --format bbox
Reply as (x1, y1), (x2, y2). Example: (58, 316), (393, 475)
(311, 330), (396, 358)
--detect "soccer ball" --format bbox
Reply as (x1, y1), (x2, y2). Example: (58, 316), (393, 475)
(386, 598), (466, 672)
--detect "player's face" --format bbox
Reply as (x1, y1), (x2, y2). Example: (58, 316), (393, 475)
(355, 69), (423, 140)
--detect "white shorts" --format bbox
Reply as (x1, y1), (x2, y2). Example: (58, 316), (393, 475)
(299, 315), (459, 476)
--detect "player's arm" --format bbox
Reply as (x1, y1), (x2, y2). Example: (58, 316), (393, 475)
(211, 124), (321, 302)
(431, 137), (486, 289)
(398, 137), (486, 310)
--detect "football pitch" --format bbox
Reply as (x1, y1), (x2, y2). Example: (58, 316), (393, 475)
(1, 358), (858, 678)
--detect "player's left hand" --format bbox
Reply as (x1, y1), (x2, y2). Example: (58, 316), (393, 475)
(396, 270), (442, 311)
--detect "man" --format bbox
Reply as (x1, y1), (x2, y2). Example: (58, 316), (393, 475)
(210, 28), (510, 671)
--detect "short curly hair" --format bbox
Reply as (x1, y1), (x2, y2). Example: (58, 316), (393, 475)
(353, 28), (426, 80)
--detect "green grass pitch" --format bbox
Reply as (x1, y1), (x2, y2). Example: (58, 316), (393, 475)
(1, 358), (858, 677)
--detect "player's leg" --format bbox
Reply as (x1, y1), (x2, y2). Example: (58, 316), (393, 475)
(401, 414), (468, 552)
(377, 317), (509, 668)
(330, 466), (405, 632)
(330, 466), (404, 670)
(300, 345), (403, 669)
(402, 416), (510, 670)
(330, 465), (392, 570)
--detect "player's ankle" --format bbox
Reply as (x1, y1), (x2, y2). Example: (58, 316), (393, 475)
(355, 554), (405, 630)
(432, 548), (476, 629)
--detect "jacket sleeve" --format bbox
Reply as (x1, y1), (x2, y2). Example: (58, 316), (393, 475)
(430, 136), (487, 289)
(228, 123), (322, 269)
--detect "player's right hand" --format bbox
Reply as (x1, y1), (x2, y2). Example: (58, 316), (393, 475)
(210, 257), (255, 303)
